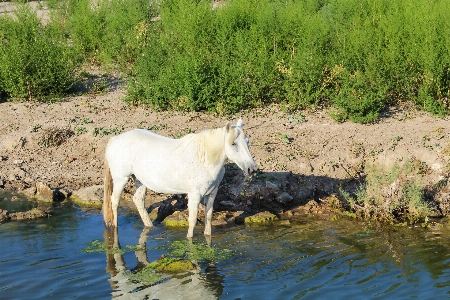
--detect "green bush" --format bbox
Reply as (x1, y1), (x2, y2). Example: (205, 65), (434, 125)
(66, 0), (158, 69)
(1, 0), (449, 120)
(0, 5), (76, 100)
(129, 0), (450, 119)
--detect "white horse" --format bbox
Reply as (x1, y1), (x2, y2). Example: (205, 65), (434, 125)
(103, 119), (257, 237)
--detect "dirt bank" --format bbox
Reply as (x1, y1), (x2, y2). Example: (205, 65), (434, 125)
(1, 68), (449, 220)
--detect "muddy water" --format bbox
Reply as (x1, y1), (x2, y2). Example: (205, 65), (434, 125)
(1, 195), (450, 299)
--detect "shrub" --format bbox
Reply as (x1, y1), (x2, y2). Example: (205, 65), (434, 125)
(339, 161), (431, 224)
(0, 5), (77, 100)
(130, 0), (450, 119)
(66, 0), (158, 69)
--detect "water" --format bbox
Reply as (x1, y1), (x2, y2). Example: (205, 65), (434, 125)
(1, 195), (450, 299)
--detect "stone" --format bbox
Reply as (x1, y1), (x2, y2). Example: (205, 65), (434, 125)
(153, 259), (196, 273)
(36, 182), (54, 201)
(162, 210), (189, 227)
(266, 180), (279, 191)
(297, 189), (313, 201)
(9, 208), (48, 220)
(220, 200), (237, 209)
(35, 182), (70, 202)
(243, 211), (278, 225)
(276, 192), (293, 204)
(149, 200), (175, 222)
(71, 185), (103, 207)
(211, 219), (228, 227)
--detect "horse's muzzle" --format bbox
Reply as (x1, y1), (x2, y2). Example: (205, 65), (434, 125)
(246, 164), (258, 176)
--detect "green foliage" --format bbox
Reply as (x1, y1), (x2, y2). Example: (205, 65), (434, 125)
(0, 5), (77, 100)
(92, 125), (124, 137)
(65, 0), (158, 69)
(129, 0), (450, 120)
(82, 239), (145, 254)
(339, 161), (431, 224)
(1, 0), (449, 120)
(157, 239), (233, 263)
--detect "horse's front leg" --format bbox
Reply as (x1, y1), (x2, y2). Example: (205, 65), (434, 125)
(187, 192), (202, 238)
(133, 180), (153, 227)
(204, 187), (218, 236)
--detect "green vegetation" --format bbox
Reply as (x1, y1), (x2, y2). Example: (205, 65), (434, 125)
(0, 5), (76, 100)
(339, 160), (432, 225)
(83, 239), (145, 254)
(83, 238), (232, 285)
(1, 0), (449, 121)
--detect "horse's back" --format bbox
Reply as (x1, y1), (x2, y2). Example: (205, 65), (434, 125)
(106, 129), (178, 168)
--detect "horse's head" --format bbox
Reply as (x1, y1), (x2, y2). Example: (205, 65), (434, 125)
(224, 119), (258, 176)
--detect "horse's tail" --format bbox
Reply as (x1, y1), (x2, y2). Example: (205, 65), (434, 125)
(103, 158), (114, 227)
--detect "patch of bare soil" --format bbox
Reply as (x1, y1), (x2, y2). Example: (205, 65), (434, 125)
(1, 66), (449, 223)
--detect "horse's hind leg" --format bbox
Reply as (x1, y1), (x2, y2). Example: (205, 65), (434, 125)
(133, 178), (153, 227)
(111, 176), (129, 227)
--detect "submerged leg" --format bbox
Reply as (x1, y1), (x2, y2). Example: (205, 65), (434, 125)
(204, 187), (218, 236)
(111, 176), (129, 227)
(187, 192), (202, 238)
(133, 179), (153, 227)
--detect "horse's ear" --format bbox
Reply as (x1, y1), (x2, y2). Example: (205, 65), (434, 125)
(237, 119), (244, 127)
(225, 122), (231, 132)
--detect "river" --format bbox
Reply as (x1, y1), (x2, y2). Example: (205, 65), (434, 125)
(1, 195), (449, 299)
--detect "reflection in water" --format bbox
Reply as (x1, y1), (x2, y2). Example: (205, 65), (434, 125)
(104, 228), (224, 299)
(1, 194), (449, 299)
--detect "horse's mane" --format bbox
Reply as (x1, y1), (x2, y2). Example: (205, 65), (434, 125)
(178, 125), (238, 165)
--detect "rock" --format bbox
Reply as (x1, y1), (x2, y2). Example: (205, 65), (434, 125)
(149, 200), (175, 222)
(211, 219), (228, 227)
(0, 214), (10, 224)
(59, 188), (72, 199)
(9, 208), (48, 220)
(35, 182), (70, 202)
(234, 211), (251, 224)
(0, 209), (10, 224)
(36, 182), (54, 200)
(220, 200), (238, 209)
(0, 178), (5, 188)
(266, 180), (279, 191)
(243, 211), (278, 225)
(153, 259), (196, 273)
(23, 185), (37, 196)
(276, 192), (293, 204)
(436, 192), (450, 216)
(297, 189), (313, 201)
(163, 210), (189, 227)
(13, 159), (24, 165)
(71, 185), (103, 207)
